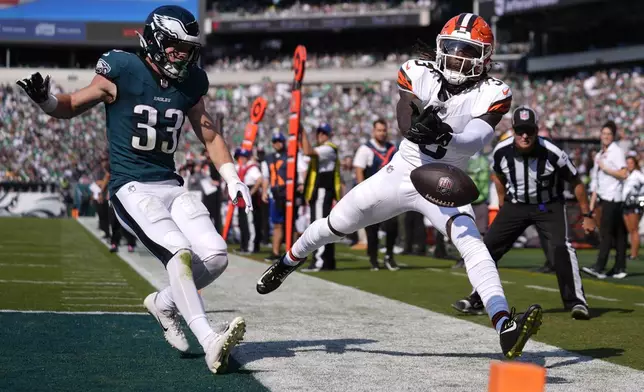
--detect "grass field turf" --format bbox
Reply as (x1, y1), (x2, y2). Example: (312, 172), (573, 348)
(247, 245), (644, 371)
(0, 217), (267, 392)
(1, 217), (643, 391)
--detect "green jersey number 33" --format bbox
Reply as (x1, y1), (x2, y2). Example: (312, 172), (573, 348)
(132, 104), (184, 153)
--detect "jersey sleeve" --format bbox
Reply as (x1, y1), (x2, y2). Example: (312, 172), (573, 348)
(472, 78), (513, 118)
(95, 50), (126, 83)
(261, 161), (270, 179)
(397, 59), (434, 99)
(555, 150), (578, 181)
(193, 66), (210, 97)
(352, 145), (372, 169)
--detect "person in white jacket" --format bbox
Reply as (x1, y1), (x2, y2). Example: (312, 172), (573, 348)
(622, 155), (644, 260)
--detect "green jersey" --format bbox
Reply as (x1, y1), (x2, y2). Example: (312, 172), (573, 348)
(96, 50), (208, 195)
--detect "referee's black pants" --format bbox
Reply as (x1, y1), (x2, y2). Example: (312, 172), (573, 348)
(307, 186), (336, 270)
(475, 201), (587, 309)
(595, 200), (627, 272)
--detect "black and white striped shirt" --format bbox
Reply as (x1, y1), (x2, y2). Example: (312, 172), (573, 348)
(492, 137), (578, 204)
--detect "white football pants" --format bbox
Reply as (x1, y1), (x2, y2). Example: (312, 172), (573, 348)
(291, 152), (510, 323)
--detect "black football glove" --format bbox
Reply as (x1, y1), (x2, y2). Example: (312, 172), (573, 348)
(16, 72), (51, 104)
(405, 101), (452, 145)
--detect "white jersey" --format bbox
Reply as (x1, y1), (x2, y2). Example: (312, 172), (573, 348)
(397, 59), (512, 170)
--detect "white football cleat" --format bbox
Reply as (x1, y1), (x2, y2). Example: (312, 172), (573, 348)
(143, 292), (190, 353)
(205, 316), (246, 374)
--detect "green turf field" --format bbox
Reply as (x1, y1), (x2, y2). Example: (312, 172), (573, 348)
(0, 217), (267, 392)
(1, 217), (643, 391)
(247, 244), (644, 371)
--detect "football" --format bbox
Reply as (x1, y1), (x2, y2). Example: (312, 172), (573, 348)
(410, 163), (479, 208)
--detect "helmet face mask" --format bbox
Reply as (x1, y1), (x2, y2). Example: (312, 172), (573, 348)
(140, 6), (201, 81)
(435, 13), (494, 86)
(436, 37), (487, 85)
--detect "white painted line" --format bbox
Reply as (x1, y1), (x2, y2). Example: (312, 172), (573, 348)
(450, 272), (468, 277)
(63, 278), (127, 283)
(76, 218), (161, 288)
(501, 280), (515, 285)
(62, 303), (143, 308)
(0, 279), (128, 286)
(0, 309), (146, 315)
(61, 296), (141, 301)
(62, 290), (137, 295)
(0, 252), (84, 258)
(586, 294), (620, 302)
(635, 303), (644, 307)
(0, 263), (58, 268)
(425, 268), (443, 273)
(525, 284), (559, 293)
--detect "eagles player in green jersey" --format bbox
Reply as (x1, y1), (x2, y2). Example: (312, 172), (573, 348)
(17, 5), (249, 375)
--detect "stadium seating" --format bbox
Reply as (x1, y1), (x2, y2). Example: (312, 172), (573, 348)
(1, 66), (642, 183)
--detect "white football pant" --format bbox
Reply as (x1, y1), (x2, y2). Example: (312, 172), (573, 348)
(292, 153), (510, 322)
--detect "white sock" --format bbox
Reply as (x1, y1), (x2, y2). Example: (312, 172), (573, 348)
(166, 250), (214, 347)
(155, 253), (228, 312)
(450, 216), (510, 331)
(155, 287), (175, 312)
(290, 218), (342, 260)
(282, 250), (305, 266)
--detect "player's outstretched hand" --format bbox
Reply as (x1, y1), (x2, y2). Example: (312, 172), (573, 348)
(16, 72), (51, 104)
(229, 181), (253, 213)
(406, 101), (445, 145)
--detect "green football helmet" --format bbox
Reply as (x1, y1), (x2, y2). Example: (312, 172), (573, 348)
(139, 5), (201, 80)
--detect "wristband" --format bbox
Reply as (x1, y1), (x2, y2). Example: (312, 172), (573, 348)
(218, 162), (241, 185)
(39, 94), (58, 113)
(583, 212), (593, 218)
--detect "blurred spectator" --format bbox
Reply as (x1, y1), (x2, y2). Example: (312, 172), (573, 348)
(2, 67), (643, 185)
(210, 0), (432, 18)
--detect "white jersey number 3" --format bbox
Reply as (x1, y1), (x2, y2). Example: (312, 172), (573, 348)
(132, 105), (183, 154)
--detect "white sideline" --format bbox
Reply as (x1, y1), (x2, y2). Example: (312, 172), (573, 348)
(0, 309), (146, 315)
(0, 279), (127, 286)
(76, 217), (644, 392)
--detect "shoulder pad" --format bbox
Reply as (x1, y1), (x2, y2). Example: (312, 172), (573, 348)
(189, 66), (209, 97)
(472, 77), (513, 118)
(397, 59), (439, 99)
(95, 50), (133, 82)
(492, 135), (514, 156)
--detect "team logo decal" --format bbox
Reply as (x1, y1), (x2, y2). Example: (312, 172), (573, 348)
(519, 110), (531, 121)
(437, 176), (453, 196)
(95, 58), (111, 75)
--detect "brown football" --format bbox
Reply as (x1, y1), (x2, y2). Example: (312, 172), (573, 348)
(410, 163), (479, 208)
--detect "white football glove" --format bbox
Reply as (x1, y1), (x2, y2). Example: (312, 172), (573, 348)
(228, 181), (253, 213)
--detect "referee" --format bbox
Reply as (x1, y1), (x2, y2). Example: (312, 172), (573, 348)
(452, 106), (596, 320)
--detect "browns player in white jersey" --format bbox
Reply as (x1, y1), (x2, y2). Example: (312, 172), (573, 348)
(257, 13), (543, 359)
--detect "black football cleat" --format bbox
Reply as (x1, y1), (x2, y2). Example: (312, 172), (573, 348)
(256, 255), (303, 295)
(452, 292), (486, 315)
(500, 304), (543, 360)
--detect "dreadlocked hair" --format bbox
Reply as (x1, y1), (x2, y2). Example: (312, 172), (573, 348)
(412, 39), (436, 61)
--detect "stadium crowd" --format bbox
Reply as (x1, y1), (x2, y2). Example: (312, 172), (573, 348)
(209, 0), (431, 18)
(1, 66), (643, 187)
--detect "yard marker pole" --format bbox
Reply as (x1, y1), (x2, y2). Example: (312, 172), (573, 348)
(285, 45), (306, 250)
(222, 97), (267, 241)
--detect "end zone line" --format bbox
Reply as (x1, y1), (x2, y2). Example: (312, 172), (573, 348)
(62, 303), (143, 308)
(76, 218), (162, 290)
(0, 279), (128, 286)
(0, 309), (147, 315)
